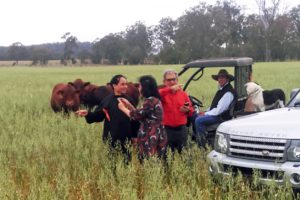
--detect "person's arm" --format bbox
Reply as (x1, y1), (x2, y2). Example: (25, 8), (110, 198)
(244, 97), (255, 112)
(159, 87), (172, 98)
(85, 106), (106, 123)
(119, 98), (152, 121)
(205, 92), (234, 116)
(78, 98), (109, 123)
(75, 106), (106, 123)
(130, 99), (152, 120)
(119, 97), (135, 111)
(118, 99), (131, 117)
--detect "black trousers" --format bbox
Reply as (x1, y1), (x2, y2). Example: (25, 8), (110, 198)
(165, 125), (188, 153)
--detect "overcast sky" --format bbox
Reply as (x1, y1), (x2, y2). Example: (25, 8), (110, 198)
(0, 0), (298, 46)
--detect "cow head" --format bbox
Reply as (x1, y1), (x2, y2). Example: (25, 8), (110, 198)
(70, 79), (90, 91)
(53, 83), (80, 113)
(69, 79), (91, 104)
(79, 84), (99, 105)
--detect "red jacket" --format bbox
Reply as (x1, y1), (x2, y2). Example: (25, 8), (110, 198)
(159, 87), (194, 127)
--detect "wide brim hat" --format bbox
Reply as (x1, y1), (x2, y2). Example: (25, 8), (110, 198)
(212, 69), (234, 82)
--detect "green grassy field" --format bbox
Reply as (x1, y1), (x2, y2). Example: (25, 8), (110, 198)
(0, 61), (299, 199)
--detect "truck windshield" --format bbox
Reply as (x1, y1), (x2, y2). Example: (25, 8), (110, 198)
(288, 90), (300, 107)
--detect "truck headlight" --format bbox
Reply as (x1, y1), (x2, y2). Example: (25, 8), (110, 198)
(214, 132), (228, 154)
(287, 140), (300, 161)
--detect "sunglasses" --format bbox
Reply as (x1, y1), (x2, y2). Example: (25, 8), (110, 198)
(165, 78), (177, 82)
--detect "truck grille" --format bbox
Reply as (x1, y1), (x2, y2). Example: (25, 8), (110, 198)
(222, 164), (284, 181)
(229, 135), (287, 162)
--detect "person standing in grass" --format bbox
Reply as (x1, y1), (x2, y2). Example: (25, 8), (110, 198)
(159, 69), (194, 153)
(118, 75), (168, 161)
(75, 74), (139, 160)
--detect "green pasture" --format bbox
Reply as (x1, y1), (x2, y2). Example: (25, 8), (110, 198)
(0, 61), (299, 199)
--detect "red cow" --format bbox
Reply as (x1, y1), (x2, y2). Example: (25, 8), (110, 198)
(72, 78), (90, 91)
(81, 84), (112, 109)
(50, 83), (80, 113)
(72, 79), (140, 109)
(126, 82), (140, 107)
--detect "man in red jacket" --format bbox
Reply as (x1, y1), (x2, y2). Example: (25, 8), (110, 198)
(159, 69), (194, 153)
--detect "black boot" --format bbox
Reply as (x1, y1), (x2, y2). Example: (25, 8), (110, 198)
(196, 133), (207, 149)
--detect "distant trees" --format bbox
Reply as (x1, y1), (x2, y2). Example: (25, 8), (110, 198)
(125, 22), (151, 64)
(255, 0), (281, 61)
(242, 14), (266, 61)
(153, 17), (178, 64)
(30, 46), (51, 65)
(1, 42), (91, 65)
(175, 3), (216, 62)
(92, 33), (126, 64)
(77, 49), (92, 64)
(91, 22), (151, 65)
(151, 0), (300, 62)
(0, 1), (300, 65)
(61, 32), (78, 64)
(7, 42), (28, 65)
(288, 5), (300, 59)
(154, 1), (245, 63)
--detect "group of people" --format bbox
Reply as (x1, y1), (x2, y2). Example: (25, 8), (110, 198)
(75, 69), (237, 162)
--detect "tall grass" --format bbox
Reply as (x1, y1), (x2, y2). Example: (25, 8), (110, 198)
(0, 61), (299, 199)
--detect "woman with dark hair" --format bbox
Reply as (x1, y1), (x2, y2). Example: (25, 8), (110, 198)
(118, 75), (167, 161)
(138, 75), (161, 99)
(76, 74), (139, 160)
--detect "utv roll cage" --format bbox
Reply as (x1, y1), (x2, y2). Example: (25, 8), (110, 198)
(178, 57), (253, 114)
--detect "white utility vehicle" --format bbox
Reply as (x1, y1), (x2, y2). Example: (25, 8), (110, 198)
(208, 88), (300, 188)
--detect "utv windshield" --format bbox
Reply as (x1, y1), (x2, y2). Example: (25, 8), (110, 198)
(288, 89), (300, 107)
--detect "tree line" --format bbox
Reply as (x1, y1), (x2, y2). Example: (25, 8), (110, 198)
(1, 0), (299, 65)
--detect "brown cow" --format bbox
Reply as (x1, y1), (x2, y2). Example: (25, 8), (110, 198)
(72, 78), (90, 91)
(81, 84), (112, 109)
(125, 82), (140, 107)
(72, 79), (140, 110)
(50, 83), (80, 113)
(70, 78), (101, 109)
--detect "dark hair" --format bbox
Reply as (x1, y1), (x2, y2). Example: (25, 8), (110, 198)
(110, 74), (127, 86)
(139, 75), (161, 99)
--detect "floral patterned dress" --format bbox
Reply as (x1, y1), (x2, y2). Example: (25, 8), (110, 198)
(130, 96), (168, 160)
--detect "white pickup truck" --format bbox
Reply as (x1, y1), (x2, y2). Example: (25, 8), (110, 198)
(208, 88), (300, 189)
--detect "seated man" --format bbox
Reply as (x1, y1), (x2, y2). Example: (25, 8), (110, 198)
(194, 69), (235, 147)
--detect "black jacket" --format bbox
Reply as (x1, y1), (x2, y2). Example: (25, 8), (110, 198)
(85, 94), (139, 145)
(210, 83), (236, 120)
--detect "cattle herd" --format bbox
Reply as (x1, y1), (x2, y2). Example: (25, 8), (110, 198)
(50, 79), (286, 114)
(50, 78), (140, 114)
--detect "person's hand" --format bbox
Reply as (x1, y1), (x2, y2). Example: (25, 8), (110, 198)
(118, 99), (131, 117)
(198, 111), (205, 116)
(118, 97), (134, 110)
(118, 97), (130, 106)
(170, 84), (183, 92)
(180, 105), (190, 113)
(118, 99), (126, 111)
(75, 109), (88, 117)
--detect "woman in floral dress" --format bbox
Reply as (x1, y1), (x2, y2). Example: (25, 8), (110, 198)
(118, 75), (168, 161)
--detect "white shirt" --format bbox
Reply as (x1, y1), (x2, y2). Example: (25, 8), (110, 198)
(205, 84), (234, 116)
